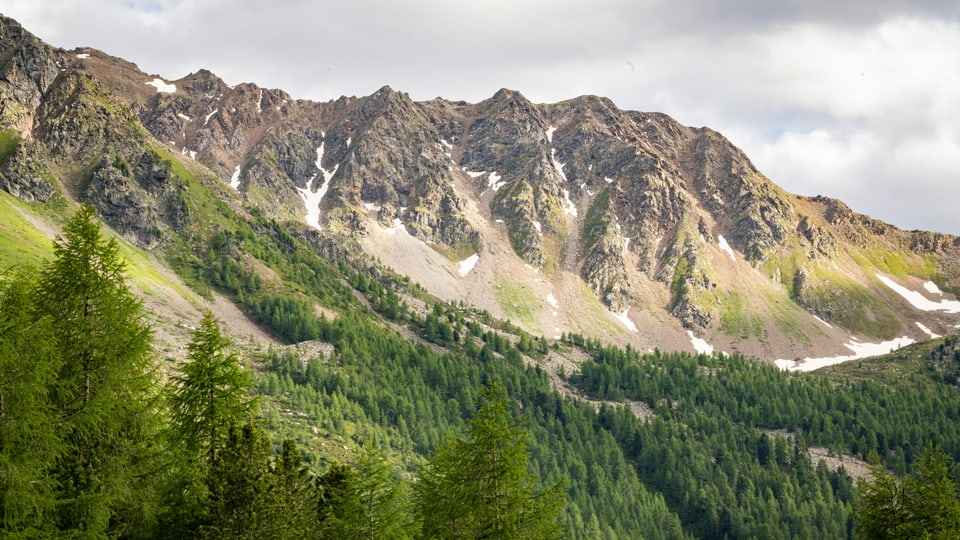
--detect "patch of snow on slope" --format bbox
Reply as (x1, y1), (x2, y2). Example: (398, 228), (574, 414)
(145, 78), (176, 93)
(688, 331), (714, 355)
(257, 89), (263, 113)
(363, 202), (382, 212)
(296, 143), (339, 230)
(487, 172), (505, 192)
(203, 109), (218, 126)
(916, 322), (941, 339)
(385, 218), (404, 236)
(924, 281), (944, 295)
(545, 125), (557, 144)
(877, 274), (960, 313)
(76, 53), (90, 59)
(550, 149), (568, 183)
(229, 166), (241, 190)
(532, 221), (542, 235)
(604, 176), (614, 183)
(464, 169), (486, 178)
(547, 294), (559, 309)
(458, 254), (479, 277)
(562, 189), (578, 217)
(775, 335), (915, 372)
(717, 235), (736, 261)
(617, 309), (639, 333)
(177, 113), (192, 121)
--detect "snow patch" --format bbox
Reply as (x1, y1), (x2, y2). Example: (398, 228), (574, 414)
(550, 149), (568, 183)
(257, 89), (263, 113)
(877, 274), (960, 313)
(487, 172), (505, 192)
(687, 331), (714, 355)
(604, 176), (615, 183)
(465, 169), (486, 178)
(717, 235), (736, 261)
(532, 221), (542, 235)
(145, 78), (176, 93)
(203, 109), (218, 126)
(76, 53), (90, 59)
(440, 139), (453, 149)
(363, 202), (382, 212)
(229, 165), (241, 190)
(562, 189), (578, 217)
(623, 237), (631, 253)
(385, 218), (404, 235)
(916, 322), (941, 339)
(775, 335), (915, 372)
(924, 281), (944, 295)
(617, 309), (639, 333)
(346, 137), (352, 147)
(177, 113), (192, 121)
(546, 294), (559, 309)
(545, 125), (557, 144)
(296, 143), (339, 230)
(458, 253), (480, 277)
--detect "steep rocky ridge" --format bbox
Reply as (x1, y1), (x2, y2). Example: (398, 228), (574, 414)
(2, 14), (959, 360)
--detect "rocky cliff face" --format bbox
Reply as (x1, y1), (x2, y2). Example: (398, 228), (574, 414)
(2, 14), (958, 358)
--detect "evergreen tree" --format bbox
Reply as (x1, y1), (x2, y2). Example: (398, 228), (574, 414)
(33, 206), (160, 536)
(0, 270), (62, 534)
(319, 445), (413, 539)
(169, 310), (255, 467)
(416, 381), (565, 539)
(857, 443), (960, 539)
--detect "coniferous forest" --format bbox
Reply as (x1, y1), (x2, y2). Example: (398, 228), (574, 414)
(3, 207), (960, 538)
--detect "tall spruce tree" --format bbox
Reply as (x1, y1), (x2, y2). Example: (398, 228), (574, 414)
(32, 206), (160, 536)
(415, 381), (565, 540)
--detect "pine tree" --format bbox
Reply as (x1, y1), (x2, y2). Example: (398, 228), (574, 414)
(33, 206), (160, 535)
(416, 381), (566, 540)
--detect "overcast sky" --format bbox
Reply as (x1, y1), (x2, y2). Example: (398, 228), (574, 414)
(4, 0), (959, 234)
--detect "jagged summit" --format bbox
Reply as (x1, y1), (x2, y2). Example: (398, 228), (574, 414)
(1, 14), (958, 362)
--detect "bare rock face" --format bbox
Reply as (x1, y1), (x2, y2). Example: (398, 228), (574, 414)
(0, 140), (56, 202)
(83, 157), (162, 249)
(0, 16), (59, 127)
(2, 13), (959, 347)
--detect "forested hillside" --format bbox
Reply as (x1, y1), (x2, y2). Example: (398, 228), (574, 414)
(4, 206), (960, 538)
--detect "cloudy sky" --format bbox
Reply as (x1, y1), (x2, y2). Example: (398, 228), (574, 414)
(5, 0), (959, 234)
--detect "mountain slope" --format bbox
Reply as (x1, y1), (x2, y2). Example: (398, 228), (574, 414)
(1, 14), (959, 363)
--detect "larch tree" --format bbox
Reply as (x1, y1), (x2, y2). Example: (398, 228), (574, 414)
(168, 309), (255, 468)
(32, 205), (161, 536)
(415, 381), (565, 540)
(0, 270), (62, 535)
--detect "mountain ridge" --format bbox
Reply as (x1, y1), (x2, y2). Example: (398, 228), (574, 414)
(1, 13), (958, 362)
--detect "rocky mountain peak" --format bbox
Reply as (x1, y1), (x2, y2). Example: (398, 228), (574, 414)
(1, 16), (958, 360)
